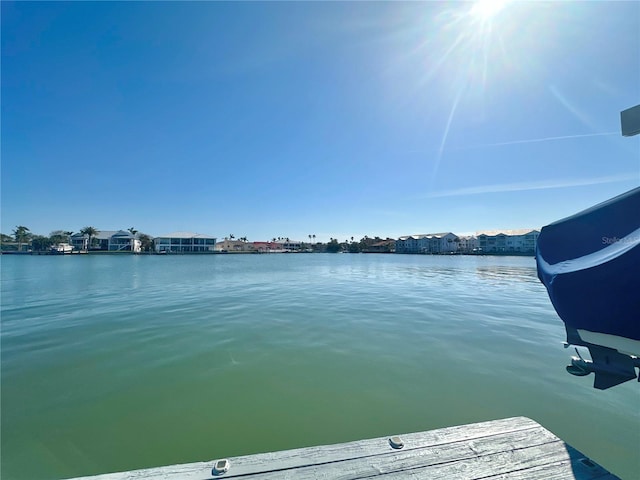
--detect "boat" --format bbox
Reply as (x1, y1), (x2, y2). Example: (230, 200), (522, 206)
(536, 187), (640, 389)
(536, 105), (640, 389)
(50, 243), (74, 254)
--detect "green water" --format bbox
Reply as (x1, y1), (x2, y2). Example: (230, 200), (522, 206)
(1, 254), (638, 479)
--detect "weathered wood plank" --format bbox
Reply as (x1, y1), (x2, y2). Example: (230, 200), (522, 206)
(219, 429), (611, 480)
(366, 443), (614, 480)
(221, 426), (559, 479)
(66, 417), (619, 480)
(195, 416), (544, 478)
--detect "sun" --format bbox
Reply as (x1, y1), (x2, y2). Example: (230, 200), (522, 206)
(469, 0), (509, 22)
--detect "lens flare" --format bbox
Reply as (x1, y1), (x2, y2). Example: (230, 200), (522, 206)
(469, 0), (509, 22)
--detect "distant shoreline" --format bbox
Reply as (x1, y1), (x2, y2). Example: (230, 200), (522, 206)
(2, 250), (536, 257)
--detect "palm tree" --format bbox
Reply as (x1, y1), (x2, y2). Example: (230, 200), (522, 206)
(80, 226), (98, 251)
(12, 226), (30, 251)
(229, 234), (235, 240)
(128, 227), (138, 236)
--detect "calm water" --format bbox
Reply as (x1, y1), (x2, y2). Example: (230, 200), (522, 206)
(1, 254), (638, 479)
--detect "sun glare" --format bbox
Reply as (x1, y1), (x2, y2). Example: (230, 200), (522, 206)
(470, 0), (509, 22)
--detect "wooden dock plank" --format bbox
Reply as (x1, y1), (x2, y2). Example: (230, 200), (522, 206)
(224, 427), (559, 479)
(371, 443), (613, 480)
(66, 417), (619, 480)
(220, 429), (605, 480)
(197, 416), (543, 478)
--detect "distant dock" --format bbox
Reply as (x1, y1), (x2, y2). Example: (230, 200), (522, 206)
(66, 417), (619, 479)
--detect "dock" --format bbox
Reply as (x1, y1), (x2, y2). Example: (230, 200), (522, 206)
(68, 417), (619, 480)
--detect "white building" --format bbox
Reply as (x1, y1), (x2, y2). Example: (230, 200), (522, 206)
(457, 235), (479, 253)
(154, 232), (216, 253)
(282, 240), (302, 251)
(395, 232), (459, 254)
(475, 229), (539, 254)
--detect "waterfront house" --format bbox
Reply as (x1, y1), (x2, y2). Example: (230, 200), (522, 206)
(154, 232), (216, 253)
(395, 232), (459, 254)
(249, 240), (303, 253)
(252, 241), (284, 253)
(109, 231), (142, 253)
(364, 239), (396, 253)
(214, 239), (253, 252)
(475, 229), (539, 254)
(70, 231), (94, 251)
(282, 240), (302, 251)
(70, 230), (142, 252)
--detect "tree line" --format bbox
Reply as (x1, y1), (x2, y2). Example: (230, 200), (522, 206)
(325, 236), (394, 253)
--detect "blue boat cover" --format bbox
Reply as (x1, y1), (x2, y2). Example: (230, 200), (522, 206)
(536, 186), (640, 342)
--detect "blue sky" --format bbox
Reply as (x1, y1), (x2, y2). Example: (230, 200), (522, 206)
(2, 1), (638, 242)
